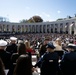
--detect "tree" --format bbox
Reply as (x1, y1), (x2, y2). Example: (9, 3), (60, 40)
(20, 19), (28, 23)
(67, 16), (72, 19)
(28, 18), (34, 23)
(20, 16), (43, 23)
(56, 18), (63, 21)
(28, 16), (43, 23)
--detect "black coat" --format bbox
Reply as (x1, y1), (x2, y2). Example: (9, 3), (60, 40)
(11, 52), (31, 64)
(60, 51), (76, 75)
(11, 53), (19, 64)
(0, 49), (14, 75)
(0, 50), (12, 69)
(35, 51), (59, 75)
(6, 43), (17, 54)
(39, 44), (47, 57)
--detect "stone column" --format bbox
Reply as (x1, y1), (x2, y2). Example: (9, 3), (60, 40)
(40, 25), (42, 33)
(13, 25), (16, 33)
(31, 25), (33, 33)
(10, 25), (12, 33)
(42, 25), (43, 33)
(38, 25), (40, 33)
(4, 25), (6, 32)
(62, 23), (66, 33)
(53, 24), (55, 33)
(0, 24), (2, 32)
(24, 25), (26, 33)
(45, 25), (47, 33)
(9, 25), (11, 32)
(27, 25), (29, 33)
(28, 25), (30, 33)
(7, 25), (9, 32)
(74, 21), (76, 35)
(15, 25), (18, 33)
(1, 24), (3, 32)
(30, 25), (32, 33)
(34, 25), (36, 33)
(51, 24), (53, 33)
(43, 25), (45, 33)
(58, 24), (60, 33)
(23, 25), (25, 33)
(49, 25), (51, 33)
(16, 25), (18, 33)
(68, 22), (72, 35)
(36, 25), (38, 33)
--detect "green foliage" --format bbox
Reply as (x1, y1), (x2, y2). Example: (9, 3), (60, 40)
(20, 16), (43, 23)
(56, 18), (63, 21)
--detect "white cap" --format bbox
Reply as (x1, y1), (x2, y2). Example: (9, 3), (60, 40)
(18, 40), (23, 44)
(68, 43), (76, 46)
(10, 37), (17, 41)
(0, 40), (7, 46)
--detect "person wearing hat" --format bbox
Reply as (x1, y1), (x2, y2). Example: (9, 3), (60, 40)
(60, 44), (76, 75)
(39, 37), (51, 57)
(6, 37), (17, 54)
(34, 42), (59, 75)
(0, 40), (13, 75)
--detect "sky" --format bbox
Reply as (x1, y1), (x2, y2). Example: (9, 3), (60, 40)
(0, 0), (76, 22)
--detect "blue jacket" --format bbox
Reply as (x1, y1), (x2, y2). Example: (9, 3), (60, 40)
(34, 51), (59, 75)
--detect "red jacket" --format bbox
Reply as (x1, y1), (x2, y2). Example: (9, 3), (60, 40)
(26, 48), (35, 54)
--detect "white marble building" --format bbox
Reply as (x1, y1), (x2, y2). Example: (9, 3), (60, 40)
(0, 17), (76, 35)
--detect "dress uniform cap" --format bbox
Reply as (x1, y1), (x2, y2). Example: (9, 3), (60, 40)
(46, 42), (55, 49)
(68, 43), (76, 46)
(67, 43), (76, 49)
(10, 37), (17, 41)
(0, 40), (7, 46)
(18, 40), (23, 44)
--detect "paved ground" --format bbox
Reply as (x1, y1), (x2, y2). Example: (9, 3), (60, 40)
(32, 55), (40, 74)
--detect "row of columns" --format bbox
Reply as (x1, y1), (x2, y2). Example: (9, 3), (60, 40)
(0, 22), (76, 34)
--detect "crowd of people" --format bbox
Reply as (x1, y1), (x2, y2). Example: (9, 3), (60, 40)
(0, 33), (76, 75)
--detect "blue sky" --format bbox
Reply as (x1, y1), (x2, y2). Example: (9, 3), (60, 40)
(0, 0), (76, 22)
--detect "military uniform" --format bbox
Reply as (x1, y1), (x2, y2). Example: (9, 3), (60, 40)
(0, 40), (13, 75)
(0, 50), (12, 69)
(34, 42), (59, 75)
(6, 37), (17, 54)
(35, 52), (59, 75)
(60, 44), (76, 75)
(6, 43), (17, 54)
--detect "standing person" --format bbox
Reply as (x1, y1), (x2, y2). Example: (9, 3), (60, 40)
(11, 43), (27, 64)
(13, 55), (32, 75)
(25, 40), (34, 54)
(6, 37), (17, 54)
(54, 38), (63, 59)
(0, 58), (5, 75)
(60, 44), (76, 75)
(25, 40), (35, 59)
(34, 42), (59, 75)
(0, 40), (13, 75)
(39, 37), (51, 57)
(11, 43), (30, 75)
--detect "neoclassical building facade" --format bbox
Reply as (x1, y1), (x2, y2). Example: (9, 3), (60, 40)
(0, 18), (76, 35)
